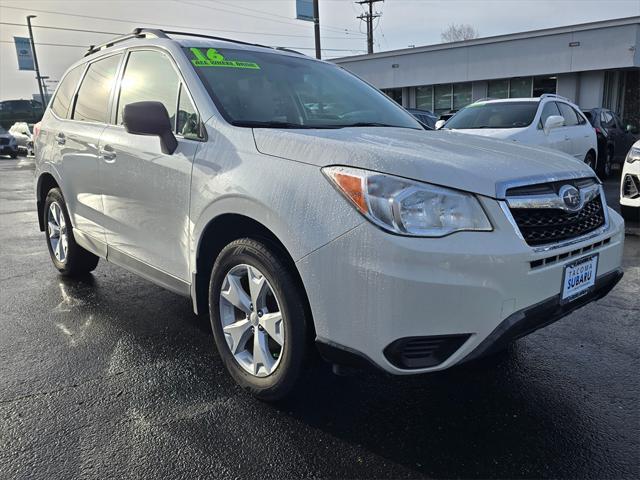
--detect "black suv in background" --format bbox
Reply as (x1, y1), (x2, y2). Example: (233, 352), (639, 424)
(583, 108), (638, 178)
(0, 99), (44, 129)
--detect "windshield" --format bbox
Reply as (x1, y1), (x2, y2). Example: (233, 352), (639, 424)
(444, 101), (538, 129)
(184, 47), (420, 129)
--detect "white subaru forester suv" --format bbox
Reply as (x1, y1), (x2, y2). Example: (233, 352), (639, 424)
(440, 95), (599, 171)
(34, 29), (624, 400)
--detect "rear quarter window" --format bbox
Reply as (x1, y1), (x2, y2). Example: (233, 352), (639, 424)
(50, 64), (84, 119)
(72, 54), (122, 124)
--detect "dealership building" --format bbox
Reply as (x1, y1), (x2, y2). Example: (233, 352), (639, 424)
(333, 16), (640, 124)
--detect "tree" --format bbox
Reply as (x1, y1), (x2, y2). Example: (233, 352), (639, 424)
(441, 23), (479, 43)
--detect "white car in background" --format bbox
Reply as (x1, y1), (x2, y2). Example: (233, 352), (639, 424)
(439, 95), (599, 171)
(9, 122), (34, 156)
(620, 140), (640, 223)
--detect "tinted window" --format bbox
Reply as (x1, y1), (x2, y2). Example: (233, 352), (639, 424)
(444, 101), (538, 129)
(177, 84), (199, 139)
(583, 110), (595, 125)
(117, 50), (180, 125)
(557, 102), (579, 126)
(538, 101), (561, 129)
(184, 47), (419, 129)
(601, 111), (614, 127)
(73, 54), (121, 123)
(51, 64), (84, 119)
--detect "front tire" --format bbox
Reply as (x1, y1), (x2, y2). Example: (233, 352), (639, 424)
(44, 188), (99, 276)
(620, 205), (639, 223)
(584, 151), (597, 171)
(209, 238), (309, 401)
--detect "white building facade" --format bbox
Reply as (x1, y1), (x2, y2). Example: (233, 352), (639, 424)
(333, 17), (639, 125)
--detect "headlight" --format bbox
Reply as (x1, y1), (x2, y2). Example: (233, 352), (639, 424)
(626, 146), (640, 164)
(323, 166), (492, 237)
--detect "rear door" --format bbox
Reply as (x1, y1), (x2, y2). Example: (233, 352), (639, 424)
(537, 101), (571, 154)
(52, 54), (122, 247)
(557, 102), (588, 160)
(98, 48), (202, 282)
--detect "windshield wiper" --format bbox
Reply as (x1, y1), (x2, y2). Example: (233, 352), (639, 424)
(337, 122), (408, 128)
(233, 120), (317, 129)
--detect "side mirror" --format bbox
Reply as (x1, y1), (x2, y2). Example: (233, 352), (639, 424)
(123, 101), (178, 154)
(544, 115), (564, 134)
(435, 119), (446, 130)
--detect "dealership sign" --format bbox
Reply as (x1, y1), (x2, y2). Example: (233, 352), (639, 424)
(14, 37), (35, 71)
(296, 0), (314, 21)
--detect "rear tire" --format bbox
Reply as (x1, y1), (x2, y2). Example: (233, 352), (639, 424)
(596, 148), (612, 179)
(209, 238), (309, 401)
(44, 188), (99, 276)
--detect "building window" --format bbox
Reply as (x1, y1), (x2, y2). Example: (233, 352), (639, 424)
(509, 77), (532, 98)
(416, 85), (433, 111)
(488, 79), (509, 99)
(382, 88), (402, 105)
(453, 82), (472, 110)
(533, 76), (557, 97)
(434, 84), (452, 115)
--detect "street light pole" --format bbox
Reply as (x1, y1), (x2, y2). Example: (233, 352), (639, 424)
(313, 0), (321, 60)
(26, 15), (46, 108)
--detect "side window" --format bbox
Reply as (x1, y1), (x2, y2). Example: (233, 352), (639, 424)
(177, 84), (200, 139)
(557, 102), (579, 126)
(51, 64), (84, 119)
(573, 107), (586, 125)
(117, 50), (179, 126)
(538, 101), (561, 129)
(73, 54), (122, 123)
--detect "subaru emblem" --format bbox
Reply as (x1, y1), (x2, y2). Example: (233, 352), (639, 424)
(559, 185), (582, 211)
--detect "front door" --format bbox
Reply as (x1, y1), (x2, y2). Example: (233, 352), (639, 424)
(99, 49), (201, 282)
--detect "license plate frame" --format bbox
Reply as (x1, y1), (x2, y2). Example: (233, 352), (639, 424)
(561, 254), (599, 303)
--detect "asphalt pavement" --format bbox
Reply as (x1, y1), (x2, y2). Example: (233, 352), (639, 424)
(1, 156), (638, 479)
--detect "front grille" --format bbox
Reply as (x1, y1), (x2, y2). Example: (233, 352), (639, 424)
(510, 196), (605, 246)
(505, 178), (606, 247)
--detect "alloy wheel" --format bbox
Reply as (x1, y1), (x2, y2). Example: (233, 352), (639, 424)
(47, 201), (68, 263)
(219, 264), (284, 377)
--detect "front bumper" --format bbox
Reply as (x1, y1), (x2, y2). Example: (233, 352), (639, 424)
(297, 197), (625, 375)
(0, 145), (17, 155)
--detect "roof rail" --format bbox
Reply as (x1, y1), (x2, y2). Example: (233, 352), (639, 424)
(85, 28), (167, 57)
(85, 27), (308, 58)
(540, 93), (570, 102)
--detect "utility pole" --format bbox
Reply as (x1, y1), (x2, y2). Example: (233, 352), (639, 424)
(313, 0), (321, 59)
(26, 15), (46, 108)
(356, 0), (383, 54)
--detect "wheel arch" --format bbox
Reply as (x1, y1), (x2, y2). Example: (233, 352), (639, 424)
(192, 213), (316, 341)
(36, 172), (60, 231)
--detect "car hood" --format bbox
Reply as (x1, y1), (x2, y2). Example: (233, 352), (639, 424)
(252, 127), (593, 199)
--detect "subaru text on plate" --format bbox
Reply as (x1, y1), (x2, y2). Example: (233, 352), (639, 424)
(34, 29), (625, 400)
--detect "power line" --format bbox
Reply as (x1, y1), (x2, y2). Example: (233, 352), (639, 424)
(0, 38), (362, 53)
(0, 21), (121, 36)
(177, 0), (365, 36)
(0, 4), (363, 41)
(0, 39), (86, 48)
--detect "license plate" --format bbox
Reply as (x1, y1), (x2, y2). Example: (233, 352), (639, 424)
(561, 254), (598, 302)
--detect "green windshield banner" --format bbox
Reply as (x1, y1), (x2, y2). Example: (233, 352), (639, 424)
(190, 48), (260, 69)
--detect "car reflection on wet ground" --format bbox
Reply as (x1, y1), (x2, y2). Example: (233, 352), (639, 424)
(1, 156), (638, 479)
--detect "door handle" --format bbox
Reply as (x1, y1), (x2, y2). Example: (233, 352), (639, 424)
(100, 145), (116, 163)
(56, 133), (66, 145)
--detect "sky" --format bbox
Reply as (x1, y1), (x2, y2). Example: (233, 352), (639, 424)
(1, 0), (639, 99)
